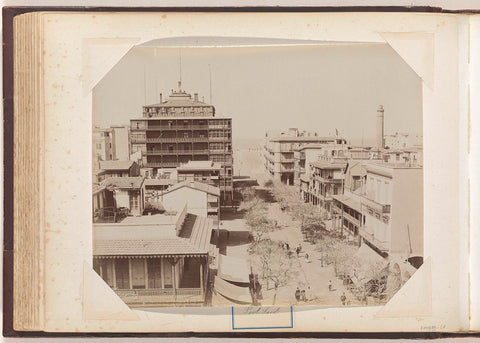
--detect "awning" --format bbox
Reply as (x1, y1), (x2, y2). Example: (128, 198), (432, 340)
(217, 254), (250, 284)
(331, 194), (362, 213)
(214, 276), (252, 304)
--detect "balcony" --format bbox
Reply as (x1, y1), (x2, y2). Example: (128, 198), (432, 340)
(147, 137), (209, 143)
(208, 125), (231, 129)
(360, 195), (391, 214)
(209, 136), (230, 141)
(131, 137), (146, 143)
(115, 288), (204, 305)
(145, 125), (209, 131)
(145, 149), (210, 155)
(313, 174), (344, 183)
(210, 150), (232, 154)
(144, 162), (180, 168)
(358, 227), (389, 252)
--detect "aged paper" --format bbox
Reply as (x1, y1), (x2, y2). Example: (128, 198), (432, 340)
(37, 11), (469, 332)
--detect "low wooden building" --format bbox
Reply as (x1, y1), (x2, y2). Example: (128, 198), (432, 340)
(93, 210), (218, 307)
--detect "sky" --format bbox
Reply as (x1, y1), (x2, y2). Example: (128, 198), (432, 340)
(93, 42), (422, 145)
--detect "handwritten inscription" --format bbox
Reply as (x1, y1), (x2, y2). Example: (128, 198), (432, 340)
(243, 306), (281, 315)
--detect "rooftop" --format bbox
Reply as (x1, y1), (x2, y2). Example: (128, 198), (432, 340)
(93, 213), (216, 257)
(310, 161), (347, 170)
(99, 160), (135, 171)
(163, 180), (221, 197)
(101, 176), (145, 190)
(364, 161), (423, 170)
(293, 143), (338, 151)
(144, 178), (176, 186)
(177, 160), (222, 171)
(145, 82), (213, 109)
(270, 136), (342, 143)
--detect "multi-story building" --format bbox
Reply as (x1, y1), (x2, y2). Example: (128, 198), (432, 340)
(97, 160), (140, 182)
(176, 161), (222, 188)
(93, 125), (131, 162)
(304, 145), (349, 209)
(293, 144), (327, 191)
(110, 125), (131, 161)
(384, 132), (423, 150)
(129, 82), (233, 203)
(382, 147), (423, 167)
(358, 162), (423, 259)
(264, 128), (345, 185)
(93, 126), (114, 161)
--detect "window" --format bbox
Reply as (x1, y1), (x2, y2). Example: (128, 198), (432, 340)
(130, 194), (139, 211)
(131, 259), (146, 289)
(147, 259), (162, 288)
(115, 259), (130, 289)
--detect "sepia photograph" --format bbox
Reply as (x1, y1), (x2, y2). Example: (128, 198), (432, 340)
(91, 40), (424, 309)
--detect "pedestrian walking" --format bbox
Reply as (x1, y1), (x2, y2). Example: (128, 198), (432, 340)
(301, 290), (306, 302)
(295, 246), (300, 257)
(341, 292), (347, 306)
(304, 253), (310, 263)
(295, 287), (301, 302)
(328, 280), (333, 292)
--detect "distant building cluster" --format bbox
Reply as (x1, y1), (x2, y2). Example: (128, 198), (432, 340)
(263, 105), (423, 269)
(92, 83), (236, 306)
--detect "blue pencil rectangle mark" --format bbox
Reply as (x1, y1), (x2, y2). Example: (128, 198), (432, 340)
(231, 306), (294, 330)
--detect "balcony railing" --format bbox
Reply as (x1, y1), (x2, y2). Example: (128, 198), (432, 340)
(313, 174), (344, 183)
(358, 227), (389, 252)
(208, 125), (231, 129)
(144, 162), (180, 168)
(210, 150), (232, 154)
(115, 288), (204, 305)
(360, 195), (391, 214)
(145, 125), (209, 130)
(146, 137), (209, 143)
(146, 150), (210, 155)
(209, 136), (230, 141)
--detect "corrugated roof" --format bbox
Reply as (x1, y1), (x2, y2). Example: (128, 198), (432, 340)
(93, 239), (206, 256)
(163, 180), (220, 197)
(93, 212), (216, 257)
(99, 160), (135, 171)
(189, 216), (215, 253)
(101, 176), (145, 190)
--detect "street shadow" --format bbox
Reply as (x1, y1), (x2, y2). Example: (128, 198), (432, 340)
(220, 209), (246, 221)
(255, 188), (276, 203)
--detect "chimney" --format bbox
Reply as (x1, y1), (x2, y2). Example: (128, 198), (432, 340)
(376, 105), (385, 149)
(194, 93), (199, 102)
(159, 93), (163, 103)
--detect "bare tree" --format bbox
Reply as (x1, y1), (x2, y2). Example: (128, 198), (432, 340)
(249, 238), (299, 305)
